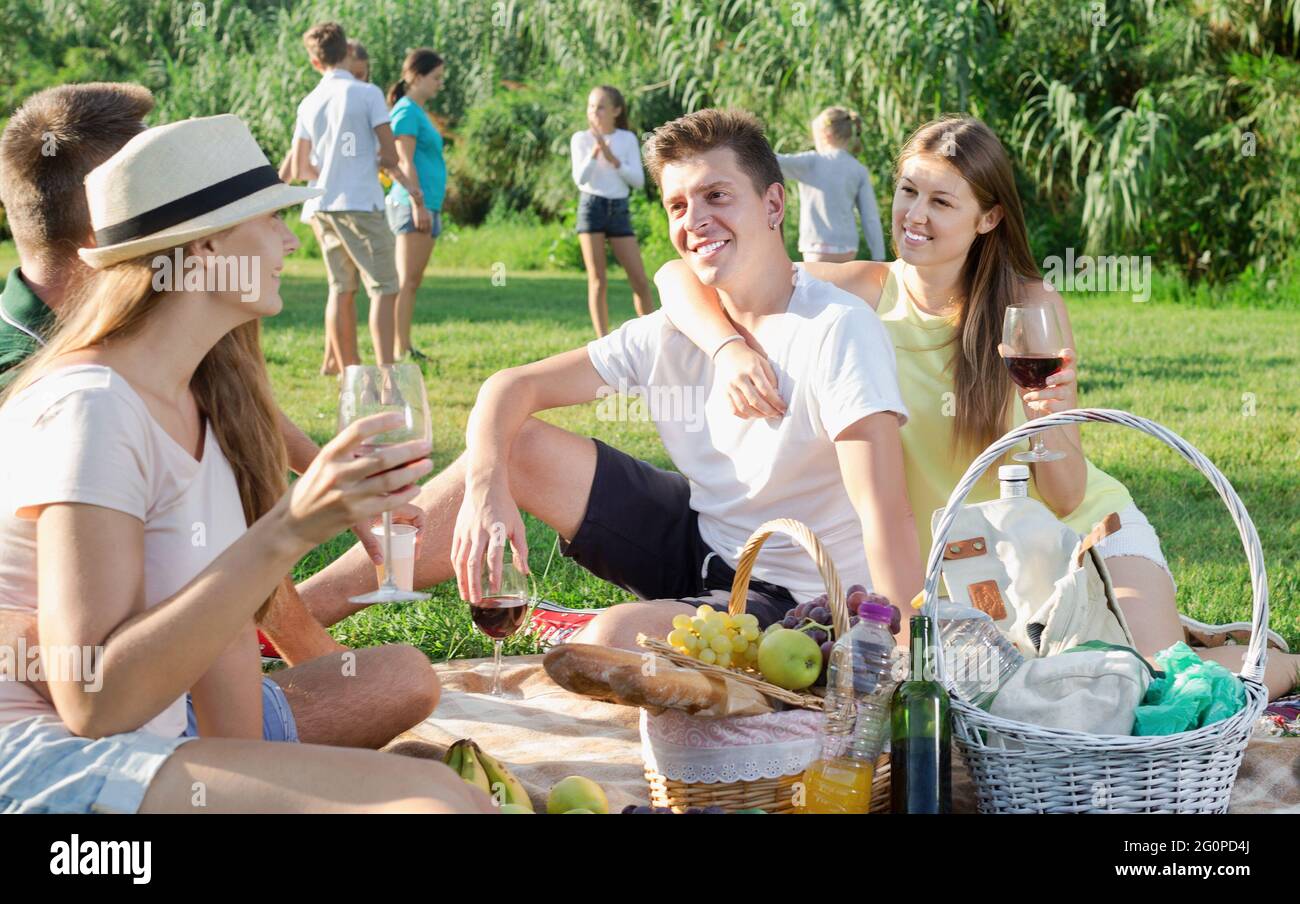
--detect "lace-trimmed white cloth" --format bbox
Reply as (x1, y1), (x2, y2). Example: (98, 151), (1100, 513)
(639, 708), (822, 784)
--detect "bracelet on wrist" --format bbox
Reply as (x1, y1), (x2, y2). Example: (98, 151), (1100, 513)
(709, 334), (745, 361)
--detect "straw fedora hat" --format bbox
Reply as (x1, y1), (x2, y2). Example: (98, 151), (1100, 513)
(78, 114), (321, 269)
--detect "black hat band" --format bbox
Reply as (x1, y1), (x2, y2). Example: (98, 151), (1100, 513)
(93, 165), (283, 248)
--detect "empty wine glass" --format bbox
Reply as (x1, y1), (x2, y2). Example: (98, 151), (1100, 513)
(338, 363), (432, 604)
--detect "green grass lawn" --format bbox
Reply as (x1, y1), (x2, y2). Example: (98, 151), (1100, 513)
(2, 243), (1296, 660)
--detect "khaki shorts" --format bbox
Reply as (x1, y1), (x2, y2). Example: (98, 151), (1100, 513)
(311, 210), (399, 296)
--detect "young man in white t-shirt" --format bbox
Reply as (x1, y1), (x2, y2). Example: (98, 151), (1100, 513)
(434, 108), (925, 647)
(292, 22), (423, 366)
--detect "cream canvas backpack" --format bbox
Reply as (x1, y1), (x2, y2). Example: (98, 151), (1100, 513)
(930, 485), (1136, 659)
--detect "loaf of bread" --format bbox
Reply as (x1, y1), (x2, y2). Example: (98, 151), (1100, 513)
(543, 643), (774, 718)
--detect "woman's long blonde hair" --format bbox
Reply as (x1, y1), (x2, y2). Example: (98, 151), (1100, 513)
(1, 250), (288, 613)
(895, 115), (1041, 457)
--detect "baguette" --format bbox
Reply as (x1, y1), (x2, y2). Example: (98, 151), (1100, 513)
(543, 643), (773, 718)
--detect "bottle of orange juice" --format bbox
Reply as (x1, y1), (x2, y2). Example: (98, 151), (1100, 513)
(800, 600), (899, 814)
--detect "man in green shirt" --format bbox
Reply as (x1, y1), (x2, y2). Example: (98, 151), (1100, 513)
(0, 266), (53, 388)
(0, 83), (441, 749)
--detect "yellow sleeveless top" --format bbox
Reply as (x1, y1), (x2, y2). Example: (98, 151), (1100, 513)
(873, 260), (1133, 560)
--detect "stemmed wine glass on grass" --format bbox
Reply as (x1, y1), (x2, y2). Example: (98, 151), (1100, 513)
(1000, 302), (1067, 463)
(471, 535), (534, 697)
(339, 363), (432, 604)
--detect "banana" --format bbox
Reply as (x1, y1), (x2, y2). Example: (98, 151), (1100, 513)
(443, 740), (464, 775)
(473, 742), (533, 811)
(456, 740), (492, 795)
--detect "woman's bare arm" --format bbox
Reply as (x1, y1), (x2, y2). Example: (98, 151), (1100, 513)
(654, 258), (893, 419)
(36, 414), (429, 739)
(834, 412), (925, 645)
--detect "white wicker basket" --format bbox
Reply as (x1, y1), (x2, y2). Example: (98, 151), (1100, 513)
(924, 408), (1269, 813)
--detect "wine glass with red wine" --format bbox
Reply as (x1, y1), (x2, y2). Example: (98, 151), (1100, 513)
(473, 543), (533, 696)
(1001, 303), (1067, 463)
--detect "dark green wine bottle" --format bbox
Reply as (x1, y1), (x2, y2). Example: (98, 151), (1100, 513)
(890, 615), (952, 814)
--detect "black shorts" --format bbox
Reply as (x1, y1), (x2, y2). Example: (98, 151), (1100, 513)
(560, 439), (797, 628)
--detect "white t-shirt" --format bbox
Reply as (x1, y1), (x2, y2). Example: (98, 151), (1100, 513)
(0, 366), (249, 736)
(570, 129), (645, 199)
(587, 266), (908, 601)
(294, 69), (390, 216)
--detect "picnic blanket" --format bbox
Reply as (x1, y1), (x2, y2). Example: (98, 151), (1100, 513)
(404, 656), (1299, 813)
(405, 657), (974, 813)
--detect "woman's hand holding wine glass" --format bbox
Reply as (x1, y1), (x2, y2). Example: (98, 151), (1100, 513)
(999, 302), (1077, 463)
(1004, 346), (1078, 416)
(338, 364), (434, 604)
(277, 411), (432, 552)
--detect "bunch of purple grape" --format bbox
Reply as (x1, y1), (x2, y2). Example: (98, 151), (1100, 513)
(621, 804), (726, 814)
(778, 585), (902, 685)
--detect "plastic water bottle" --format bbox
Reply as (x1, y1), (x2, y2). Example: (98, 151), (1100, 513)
(933, 463), (1028, 708)
(801, 602), (899, 814)
(936, 600), (1024, 709)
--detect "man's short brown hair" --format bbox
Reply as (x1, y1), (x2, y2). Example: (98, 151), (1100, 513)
(303, 22), (348, 66)
(643, 108), (784, 199)
(0, 82), (154, 267)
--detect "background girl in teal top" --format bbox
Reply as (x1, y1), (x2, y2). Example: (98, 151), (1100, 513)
(385, 48), (446, 362)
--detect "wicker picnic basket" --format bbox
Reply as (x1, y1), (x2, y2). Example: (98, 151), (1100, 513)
(638, 519), (891, 813)
(924, 408), (1270, 813)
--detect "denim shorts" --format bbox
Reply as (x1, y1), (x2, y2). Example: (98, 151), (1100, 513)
(182, 676), (299, 743)
(559, 439), (797, 628)
(386, 196), (443, 237)
(575, 192), (634, 237)
(1095, 503), (1177, 594)
(0, 715), (194, 814)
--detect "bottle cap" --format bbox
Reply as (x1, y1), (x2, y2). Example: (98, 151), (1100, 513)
(860, 602), (893, 624)
(998, 464), (1030, 482)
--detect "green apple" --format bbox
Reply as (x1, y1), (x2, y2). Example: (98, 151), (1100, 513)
(757, 628), (822, 690)
(498, 803), (534, 814)
(562, 808), (595, 814)
(547, 776), (609, 815)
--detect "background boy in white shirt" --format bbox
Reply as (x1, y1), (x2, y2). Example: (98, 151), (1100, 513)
(291, 22), (422, 366)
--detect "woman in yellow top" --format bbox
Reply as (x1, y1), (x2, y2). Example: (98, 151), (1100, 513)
(656, 115), (1298, 699)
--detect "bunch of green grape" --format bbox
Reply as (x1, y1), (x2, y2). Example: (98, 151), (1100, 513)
(665, 605), (763, 670)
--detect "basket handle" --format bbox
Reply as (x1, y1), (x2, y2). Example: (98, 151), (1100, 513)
(729, 519), (849, 639)
(922, 408), (1269, 688)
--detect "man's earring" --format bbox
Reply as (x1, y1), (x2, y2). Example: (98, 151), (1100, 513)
(769, 220), (777, 230)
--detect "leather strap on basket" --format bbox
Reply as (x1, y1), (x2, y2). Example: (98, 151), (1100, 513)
(943, 537), (988, 560)
(1075, 511), (1123, 567)
(728, 519), (848, 639)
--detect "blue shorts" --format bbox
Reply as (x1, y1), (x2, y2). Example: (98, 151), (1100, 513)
(575, 192), (634, 237)
(183, 676), (299, 743)
(386, 196), (443, 237)
(0, 716), (194, 814)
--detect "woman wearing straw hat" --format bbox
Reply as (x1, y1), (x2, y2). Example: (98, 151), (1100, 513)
(0, 114), (492, 813)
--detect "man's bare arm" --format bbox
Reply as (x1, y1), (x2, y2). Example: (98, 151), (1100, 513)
(834, 412), (925, 645)
(453, 348), (609, 601)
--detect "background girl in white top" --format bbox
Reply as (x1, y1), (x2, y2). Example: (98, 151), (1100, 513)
(570, 85), (655, 337)
(777, 106), (887, 263)
(0, 115), (491, 813)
